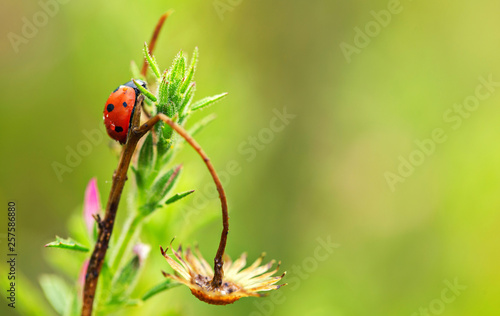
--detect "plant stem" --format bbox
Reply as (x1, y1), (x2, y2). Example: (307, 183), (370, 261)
(82, 98), (146, 316)
(141, 11), (172, 77)
(142, 114), (229, 288)
(110, 213), (144, 269)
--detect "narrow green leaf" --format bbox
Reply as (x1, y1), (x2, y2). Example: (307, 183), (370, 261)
(190, 92), (228, 111)
(180, 47), (198, 93)
(133, 79), (157, 102)
(170, 51), (185, 81)
(63, 291), (80, 316)
(45, 236), (89, 252)
(143, 42), (161, 79)
(179, 82), (196, 118)
(158, 77), (169, 108)
(150, 165), (182, 201)
(165, 190), (195, 205)
(142, 279), (180, 301)
(131, 166), (143, 190)
(39, 274), (72, 315)
(167, 51), (186, 97)
(141, 165), (182, 215)
(187, 114), (217, 137)
(130, 60), (142, 80)
(138, 132), (154, 175)
(110, 256), (141, 301)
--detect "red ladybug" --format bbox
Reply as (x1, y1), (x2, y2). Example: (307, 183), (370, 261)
(103, 80), (147, 144)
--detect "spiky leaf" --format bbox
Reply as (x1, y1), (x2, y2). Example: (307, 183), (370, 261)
(165, 190), (195, 205)
(142, 279), (180, 301)
(45, 236), (89, 252)
(191, 93), (228, 111)
(133, 79), (157, 102)
(180, 47), (198, 93)
(143, 43), (161, 79)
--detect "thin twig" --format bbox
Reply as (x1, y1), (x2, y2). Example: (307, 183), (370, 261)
(141, 11), (172, 77)
(140, 12), (171, 120)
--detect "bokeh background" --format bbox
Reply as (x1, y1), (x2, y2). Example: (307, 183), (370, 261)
(2, 0), (500, 315)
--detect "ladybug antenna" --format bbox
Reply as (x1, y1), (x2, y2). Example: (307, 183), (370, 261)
(141, 11), (173, 77)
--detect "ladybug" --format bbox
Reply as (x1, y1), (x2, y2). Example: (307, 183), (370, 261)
(103, 80), (147, 144)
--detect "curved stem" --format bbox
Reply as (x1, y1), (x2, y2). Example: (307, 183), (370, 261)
(140, 114), (229, 287)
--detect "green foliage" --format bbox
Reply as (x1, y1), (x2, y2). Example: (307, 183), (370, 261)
(190, 92), (228, 111)
(39, 274), (72, 315)
(140, 165), (183, 215)
(143, 43), (161, 79)
(165, 190), (195, 205)
(141, 279), (180, 301)
(45, 236), (89, 252)
(109, 256), (141, 303)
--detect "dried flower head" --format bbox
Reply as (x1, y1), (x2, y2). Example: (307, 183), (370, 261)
(160, 245), (286, 305)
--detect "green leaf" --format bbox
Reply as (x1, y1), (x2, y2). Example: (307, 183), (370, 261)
(187, 114), (217, 137)
(190, 92), (228, 111)
(137, 132), (155, 177)
(45, 236), (89, 252)
(63, 291), (80, 316)
(142, 279), (180, 301)
(167, 52), (186, 98)
(180, 47), (198, 93)
(143, 42), (161, 79)
(39, 274), (72, 315)
(179, 82), (196, 118)
(148, 165), (182, 205)
(133, 79), (157, 102)
(110, 256), (141, 302)
(165, 190), (195, 205)
(130, 60), (142, 80)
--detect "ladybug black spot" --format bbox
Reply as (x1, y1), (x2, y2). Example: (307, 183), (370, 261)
(107, 104), (114, 112)
(122, 102), (128, 108)
(115, 126), (123, 133)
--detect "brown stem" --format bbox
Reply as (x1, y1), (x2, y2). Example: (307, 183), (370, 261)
(143, 114), (229, 288)
(81, 98), (147, 316)
(141, 11), (172, 77)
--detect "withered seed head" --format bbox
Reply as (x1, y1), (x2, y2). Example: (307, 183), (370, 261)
(160, 244), (286, 305)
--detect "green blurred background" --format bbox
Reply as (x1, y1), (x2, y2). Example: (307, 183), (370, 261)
(1, 0), (500, 315)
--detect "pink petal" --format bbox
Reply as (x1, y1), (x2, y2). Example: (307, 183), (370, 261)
(133, 242), (151, 265)
(84, 178), (102, 235)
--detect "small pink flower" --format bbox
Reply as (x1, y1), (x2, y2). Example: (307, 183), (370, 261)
(133, 242), (151, 265)
(83, 178), (102, 235)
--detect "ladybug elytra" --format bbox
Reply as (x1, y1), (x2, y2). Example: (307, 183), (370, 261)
(103, 80), (147, 144)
